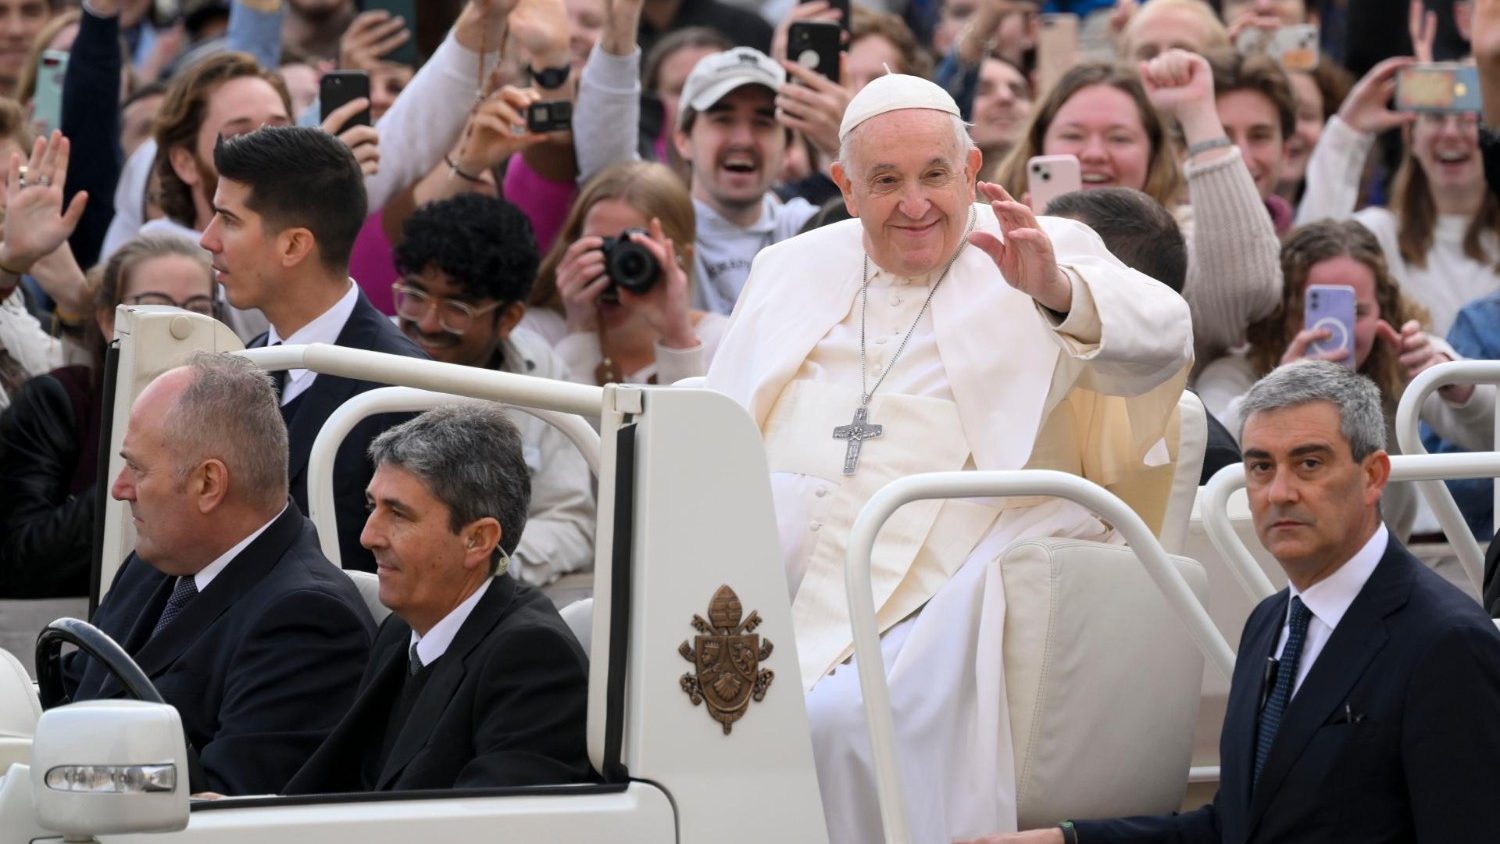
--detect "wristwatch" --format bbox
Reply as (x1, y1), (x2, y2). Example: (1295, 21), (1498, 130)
(528, 64), (571, 90)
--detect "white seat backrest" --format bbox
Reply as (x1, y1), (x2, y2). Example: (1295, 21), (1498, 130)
(0, 647), (40, 737)
(345, 570), (392, 625)
(559, 599), (593, 649)
(1003, 537), (1208, 827)
(672, 376), (707, 388)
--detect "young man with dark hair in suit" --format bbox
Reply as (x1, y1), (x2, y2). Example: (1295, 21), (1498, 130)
(283, 405), (592, 793)
(970, 360), (1500, 844)
(200, 124), (425, 573)
(65, 352), (374, 796)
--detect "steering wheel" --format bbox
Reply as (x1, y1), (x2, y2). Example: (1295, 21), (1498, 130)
(35, 618), (207, 792)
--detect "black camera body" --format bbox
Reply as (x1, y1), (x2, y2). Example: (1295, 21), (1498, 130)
(600, 229), (660, 295)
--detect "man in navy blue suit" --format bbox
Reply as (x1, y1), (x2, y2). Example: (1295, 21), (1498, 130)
(65, 353), (374, 796)
(200, 125), (425, 573)
(971, 360), (1500, 844)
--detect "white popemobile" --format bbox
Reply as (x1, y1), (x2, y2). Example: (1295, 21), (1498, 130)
(0, 306), (1493, 843)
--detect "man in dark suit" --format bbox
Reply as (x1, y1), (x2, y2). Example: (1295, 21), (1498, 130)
(283, 405), (593, 794)
(200, 124), (425, 573)
(65, 353), (375, 796)
(970, 361), (1500, 844)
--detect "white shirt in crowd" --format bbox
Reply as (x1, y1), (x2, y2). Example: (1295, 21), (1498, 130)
(692, 194), (817, 315)
(266, 281), (359, 405)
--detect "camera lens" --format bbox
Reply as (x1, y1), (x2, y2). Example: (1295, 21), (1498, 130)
(604, 228), (660, 295)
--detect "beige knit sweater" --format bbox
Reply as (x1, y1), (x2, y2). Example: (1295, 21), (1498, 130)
(1174, 147), (1285, 370)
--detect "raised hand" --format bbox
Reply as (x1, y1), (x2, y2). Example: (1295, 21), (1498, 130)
(772, 0), (843, 63)
(453, 86), (548, 173)
(602, 0), (646, 56)
(339, 10), (412, 72)
(777, 58), (852, 160)
(1140, 49), (1230, 154)
(618, 218), (697, 349)
(320, 98), (381, 175)
(967, 181), (1072, 314)
(556, 236), (610, 334)
(1409, 0), (1437, 63)
(0, 131), (87, 274)
(1280, 326), (1351, 366)
(1376, 318), (1474, 402)
(510, 0), (573, 67)
(1338, 57), (1418, 135)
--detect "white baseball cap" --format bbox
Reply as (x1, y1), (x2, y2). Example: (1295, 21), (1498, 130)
(838, 72), (962, 141)
(677, 47), (786, 131)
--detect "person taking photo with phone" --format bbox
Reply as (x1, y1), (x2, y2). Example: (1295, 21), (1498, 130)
(1195, 218), (1493, 540)
(1296, 55), (1500, 336)
(995, 49), (1283, 369)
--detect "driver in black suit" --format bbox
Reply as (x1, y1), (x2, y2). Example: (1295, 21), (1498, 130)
(64, 353), (374, 796)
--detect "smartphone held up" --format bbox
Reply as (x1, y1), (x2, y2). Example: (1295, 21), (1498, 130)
(1396, 63), (1482, 113)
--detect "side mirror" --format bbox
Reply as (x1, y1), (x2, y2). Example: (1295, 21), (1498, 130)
(30, 700), (189, 836)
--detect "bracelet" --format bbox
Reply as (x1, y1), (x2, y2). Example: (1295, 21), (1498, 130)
(445, 154), (484, 184)
(53, 305), (87, 327)
(1059, 820), (1079, 844)
(1186, 136), (1233, 158)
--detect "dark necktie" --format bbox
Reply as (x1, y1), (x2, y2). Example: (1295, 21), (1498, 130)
(1255, 596), (1313, 784)
(151, 576), (199, 638)
(408, 641), (423, 676)
(269, 341), (287, 399)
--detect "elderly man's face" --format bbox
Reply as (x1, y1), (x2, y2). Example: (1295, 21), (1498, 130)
(111, 370), (208, 577)
(832, 109), (981, 278)
(362, 463), (491, 635)
(1241, 401), (1388, 587)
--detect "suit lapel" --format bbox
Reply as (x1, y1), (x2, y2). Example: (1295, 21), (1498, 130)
(1222, 593), (1284, 828)
(376, 577), (515, 789)
(80, 559), (173, 699)
(119, 507), (304, 690)
(283, 293), (384, 482)
(1247, 544), (1411, 830)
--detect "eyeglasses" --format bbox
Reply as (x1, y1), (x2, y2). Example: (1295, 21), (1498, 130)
(126, 292), (217, 316)
(1416, 111), (1480, 129)
(391, 282), (502, 336)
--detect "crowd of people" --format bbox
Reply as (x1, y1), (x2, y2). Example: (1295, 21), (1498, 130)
(2, 0), (1500, 840)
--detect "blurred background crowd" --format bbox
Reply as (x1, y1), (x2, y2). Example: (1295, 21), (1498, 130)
(2, 0), (1500, 604)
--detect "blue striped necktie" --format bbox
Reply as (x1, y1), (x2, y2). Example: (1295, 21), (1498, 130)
(1255, 596), (1312, 784)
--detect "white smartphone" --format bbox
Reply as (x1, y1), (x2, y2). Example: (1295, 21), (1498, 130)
(1027, 154), (1082, 213)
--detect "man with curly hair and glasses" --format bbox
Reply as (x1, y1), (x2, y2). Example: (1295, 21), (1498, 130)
(392, 192), (595, 589)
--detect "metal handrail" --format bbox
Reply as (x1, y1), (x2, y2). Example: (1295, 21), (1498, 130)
(1202, 453), (1500, 598)
(1394, 360), (1500, 583)
(845, 470), (1235, 844)
(237, 343), (605, 417)
(306, 387), (603, 566)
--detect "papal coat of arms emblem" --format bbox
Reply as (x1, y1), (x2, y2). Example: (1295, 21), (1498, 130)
(678, 585), (775, 734)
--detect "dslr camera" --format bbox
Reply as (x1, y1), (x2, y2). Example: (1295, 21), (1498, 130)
(600, 228), (660, 295)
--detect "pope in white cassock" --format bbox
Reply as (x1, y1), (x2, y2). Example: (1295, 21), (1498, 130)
(705, 75), (1194, 843)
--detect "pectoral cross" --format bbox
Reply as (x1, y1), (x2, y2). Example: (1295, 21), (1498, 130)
(833, 405), (883, 476)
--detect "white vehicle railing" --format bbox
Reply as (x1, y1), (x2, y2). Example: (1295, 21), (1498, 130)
(1395, 359), (1500, 585)
(1203, 454), (1500, 601)
(238, 343), (605, 417)
(845, 470), (1236, 844)
(300, 386), (602, 567)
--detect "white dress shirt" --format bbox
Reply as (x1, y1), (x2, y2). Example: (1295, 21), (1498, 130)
(1276, 523), (1389, 698)
(192, 504), (287, 592)
(266, 281), (359, 405)
(408, 578), (490, 670)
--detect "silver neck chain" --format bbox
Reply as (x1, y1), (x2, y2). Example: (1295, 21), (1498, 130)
(857, 207), (976, 407)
